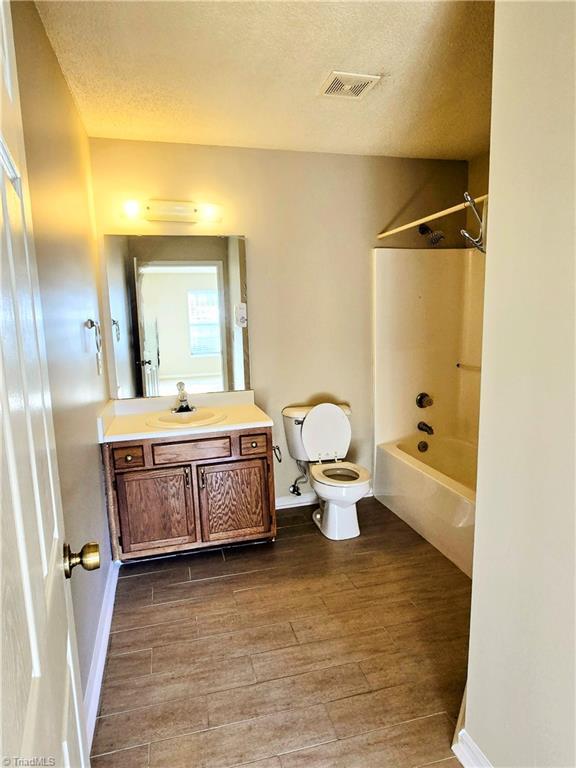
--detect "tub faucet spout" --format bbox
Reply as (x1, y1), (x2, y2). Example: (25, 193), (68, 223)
(417, 421), (434, 435)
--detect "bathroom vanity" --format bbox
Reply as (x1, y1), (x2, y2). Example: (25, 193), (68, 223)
(99, 396), (276, 561)
(97, 234), (278, 561)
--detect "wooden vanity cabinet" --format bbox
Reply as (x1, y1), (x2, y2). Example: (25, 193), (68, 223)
(102, 427), (276, 561)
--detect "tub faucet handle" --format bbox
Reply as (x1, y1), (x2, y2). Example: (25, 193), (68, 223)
(416, 393), (433, 408)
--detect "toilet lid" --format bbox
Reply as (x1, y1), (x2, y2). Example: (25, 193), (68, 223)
(301, 403), (351, 461)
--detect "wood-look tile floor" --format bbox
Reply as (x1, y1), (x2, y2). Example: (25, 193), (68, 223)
(93, 499), (470, 768)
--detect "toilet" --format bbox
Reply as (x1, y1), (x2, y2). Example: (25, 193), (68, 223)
(282, 403), (371, 540)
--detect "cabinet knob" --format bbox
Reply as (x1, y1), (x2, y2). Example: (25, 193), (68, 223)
(125, 454), (133, 462)
(251, 441), (258, 448)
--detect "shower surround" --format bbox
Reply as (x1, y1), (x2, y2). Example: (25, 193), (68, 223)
(372, 247), (485, 575)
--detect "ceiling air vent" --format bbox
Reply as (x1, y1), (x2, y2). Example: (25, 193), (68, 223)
(321, 70), (381, 99)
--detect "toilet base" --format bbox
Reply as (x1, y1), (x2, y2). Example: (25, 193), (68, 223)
(312, 501), (360, 541)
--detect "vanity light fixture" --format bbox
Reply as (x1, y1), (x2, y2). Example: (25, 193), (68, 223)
(144, 199), (222, 224)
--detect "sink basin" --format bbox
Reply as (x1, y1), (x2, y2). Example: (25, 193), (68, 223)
(146, 409), (226, 429)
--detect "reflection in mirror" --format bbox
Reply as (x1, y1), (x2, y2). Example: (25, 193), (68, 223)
(101, 235), (249, 399)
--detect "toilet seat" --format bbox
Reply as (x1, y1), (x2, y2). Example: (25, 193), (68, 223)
(310, 461), (371, 487)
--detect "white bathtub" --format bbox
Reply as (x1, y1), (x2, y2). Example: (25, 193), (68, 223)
(374, 436), (476, 576)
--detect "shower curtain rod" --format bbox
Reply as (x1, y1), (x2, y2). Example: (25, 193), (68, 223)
(377, 193), (488, 240)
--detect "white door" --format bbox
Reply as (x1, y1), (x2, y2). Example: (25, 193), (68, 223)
(1, 4), (89, 766)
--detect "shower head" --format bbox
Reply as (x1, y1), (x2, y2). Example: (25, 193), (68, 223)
(418, 223), (445, 247)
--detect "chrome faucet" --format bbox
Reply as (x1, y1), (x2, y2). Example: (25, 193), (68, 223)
(172, 381), (196, 413)
(417, 421), (434, 435)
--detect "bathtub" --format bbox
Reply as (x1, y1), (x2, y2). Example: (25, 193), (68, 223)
(374, 436), (476, 576)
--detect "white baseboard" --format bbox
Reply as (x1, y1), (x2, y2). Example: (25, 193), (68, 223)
(453, 729), (493, 767)
(276, 491), (318, 509)
(83, 560), (120, 747)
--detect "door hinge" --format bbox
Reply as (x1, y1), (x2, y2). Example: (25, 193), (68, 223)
(118, 535), (123, 549)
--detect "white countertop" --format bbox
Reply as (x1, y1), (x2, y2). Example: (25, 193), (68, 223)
(98, 392), (273, 443)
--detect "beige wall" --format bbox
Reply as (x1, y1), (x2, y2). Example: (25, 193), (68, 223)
(12, 3), (111, 691)
(89, 138), (467, 497)
(466, 2), (575, 765)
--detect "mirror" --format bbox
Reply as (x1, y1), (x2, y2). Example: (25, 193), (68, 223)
(101, 235), (249, 399)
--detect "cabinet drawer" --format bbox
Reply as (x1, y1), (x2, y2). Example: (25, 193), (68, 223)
(113, 445), (145, 470)
(152, 437), (231, 465)
(240, 434), (268, 456)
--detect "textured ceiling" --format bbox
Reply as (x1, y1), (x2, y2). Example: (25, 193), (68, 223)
(37, 1), (494, 159)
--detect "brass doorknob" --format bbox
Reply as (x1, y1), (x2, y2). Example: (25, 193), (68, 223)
(63, 542), (100, 579)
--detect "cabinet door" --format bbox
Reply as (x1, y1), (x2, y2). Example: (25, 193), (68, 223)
(198, 459), (271, 542)
(117, 466), (196, 552)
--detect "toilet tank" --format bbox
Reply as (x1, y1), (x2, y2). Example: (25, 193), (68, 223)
(282, 406), (313, 461)
(281, 404), (352, 462)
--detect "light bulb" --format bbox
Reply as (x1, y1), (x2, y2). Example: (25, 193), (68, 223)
(122, 200), (141, 219)
(196, 203), (222, 223)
